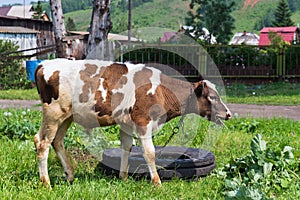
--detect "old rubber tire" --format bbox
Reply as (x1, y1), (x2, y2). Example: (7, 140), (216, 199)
(98, 146), (216, 180)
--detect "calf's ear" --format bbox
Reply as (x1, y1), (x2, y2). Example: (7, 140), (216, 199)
(193, 81), (208, 97)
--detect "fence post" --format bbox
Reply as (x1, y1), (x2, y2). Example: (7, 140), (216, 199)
(276, 45), (288, 80)
(198, 46), (207, 77)
(276, 48), (283, 79)
(282, 48), (286, 78)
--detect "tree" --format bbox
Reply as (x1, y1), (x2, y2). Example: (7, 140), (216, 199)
(254, 8), (273, 31)
(33, 0), (43, 19)
(272, 0), (294, 27)
(66, 17), (76, 32)
(0, 40), (28, 89)
(50, 0), (67, 58)
(86, 0), (113, 60)
(185, 0), (235, 44)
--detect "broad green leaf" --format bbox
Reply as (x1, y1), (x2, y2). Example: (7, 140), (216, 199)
(283, 146), (294, 159)
(251, 134), (266, 155)
(263, 162), (273, 177)
(281, 179), (289, 188)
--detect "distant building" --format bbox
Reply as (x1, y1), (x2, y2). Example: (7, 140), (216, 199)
(0, 4), (54, 59)
(0, 26), (39, 56)
(0, 5), (50, 21)
(161, 26), (217, 44)
(65, 31), (140, 59)
(229, 31), (260, 45)
(259, 26), (300, 46)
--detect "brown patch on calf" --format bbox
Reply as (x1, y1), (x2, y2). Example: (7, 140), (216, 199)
(79, 64), (105, 103)
(130, 68), (152, 127)
(131, 68), (165, 130)
(79, 63), (128, 120)
(111, 92), (125, 113)
(193, 81), (212, 118)
(35, 65), (60, 104)
(94, 63), (128, 116)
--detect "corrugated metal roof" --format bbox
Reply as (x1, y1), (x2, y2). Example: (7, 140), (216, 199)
(259, 26), (299, 46)
(260, 26), (298, 33)
(7, 5), (34, 19)
(0, 6), (11, 16)
(68, 31), (139, 42)
(0, 26), (39, 34)
(229, 32), (260, 45)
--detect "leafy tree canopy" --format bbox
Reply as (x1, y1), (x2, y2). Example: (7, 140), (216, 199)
(185, 0), (235, 44)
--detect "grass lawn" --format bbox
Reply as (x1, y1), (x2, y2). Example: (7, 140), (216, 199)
(0, 109), (299, 199)
(0, 88), (39, 100)
(1, 82), (299, 105)
(225, 82), (300, 105)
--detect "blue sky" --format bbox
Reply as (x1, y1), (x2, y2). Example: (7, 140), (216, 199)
(1, 0), (42, 6)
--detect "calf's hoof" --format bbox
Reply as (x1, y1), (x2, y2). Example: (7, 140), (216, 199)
(41, 176), (52, 189)
(152, 176), (162, 187)
(119, 171), (128, 180)
(65, 172), (74, 184)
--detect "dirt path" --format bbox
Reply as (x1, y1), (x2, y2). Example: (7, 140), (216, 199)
(227, 103), (300, 121)
(0, 100), (299, 121)
(0, 100), (41, 110)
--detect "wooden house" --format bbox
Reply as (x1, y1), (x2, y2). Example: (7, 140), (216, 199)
(259, 26), (300, 46)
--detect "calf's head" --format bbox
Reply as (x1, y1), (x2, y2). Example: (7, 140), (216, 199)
(192, 80), (231, 123)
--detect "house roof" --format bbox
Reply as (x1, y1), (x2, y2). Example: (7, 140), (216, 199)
(230, 32), (260, 45)
(259, 26), (299, 46)
(0, 6), (11, 16)
(161, 32), (177, 43)
(67, 31), (139, 42)
(0, 26), (39, 34)
(260, 26), (299, 33)
(7, 5), (34, 18)
(0, 5), (34, 19)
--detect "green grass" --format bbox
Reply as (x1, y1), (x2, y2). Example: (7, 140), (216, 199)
(0, 109), (299, 199)
(225, 82), (300, 105)
(64, 0), (191, 33)
(65, 9), (92, 32)
(0, 88), (39, 100)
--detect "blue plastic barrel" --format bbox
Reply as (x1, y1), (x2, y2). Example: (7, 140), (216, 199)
(26, 60), (43, 82)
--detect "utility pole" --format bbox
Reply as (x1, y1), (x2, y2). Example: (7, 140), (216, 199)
(128, 0), (132, 43)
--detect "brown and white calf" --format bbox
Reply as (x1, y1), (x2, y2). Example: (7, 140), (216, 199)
(34, 59), (231, 187)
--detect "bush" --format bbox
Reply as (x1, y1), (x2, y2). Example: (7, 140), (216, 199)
(0, 40), (31, 90)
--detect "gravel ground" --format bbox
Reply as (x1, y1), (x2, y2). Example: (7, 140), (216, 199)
(0, 100), (299, 121)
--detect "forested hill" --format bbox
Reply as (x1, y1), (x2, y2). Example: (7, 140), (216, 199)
(233, 0), (300, 33)
(35, 0), (300, 33)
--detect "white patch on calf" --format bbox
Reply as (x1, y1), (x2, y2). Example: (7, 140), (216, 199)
(112, 63), (144, 120)
(98, 78), (107, 102)
(204, 80), (231, 117)
(146, 67), (161, 95)
(203, 80), (217, 92)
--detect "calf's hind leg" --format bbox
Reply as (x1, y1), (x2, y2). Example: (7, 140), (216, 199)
(51, 116), (74, 183)
(34, 120), (59, 187)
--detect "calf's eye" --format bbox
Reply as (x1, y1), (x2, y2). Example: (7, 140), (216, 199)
(210, 96), (216, 100)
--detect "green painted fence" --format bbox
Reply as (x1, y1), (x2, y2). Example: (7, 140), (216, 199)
(115, 44), (300, 80)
